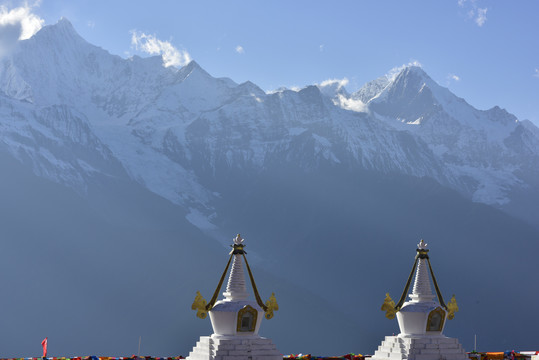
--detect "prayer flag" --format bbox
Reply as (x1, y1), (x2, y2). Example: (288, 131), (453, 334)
(41, 337), (48, 357)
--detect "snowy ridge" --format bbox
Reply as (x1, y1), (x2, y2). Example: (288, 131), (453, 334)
(336, 66), (538, 205)
(0, 19), (538, 230)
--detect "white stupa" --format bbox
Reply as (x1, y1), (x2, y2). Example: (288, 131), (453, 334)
(187, 234), (281, 360)
(372, 240), (467, 360)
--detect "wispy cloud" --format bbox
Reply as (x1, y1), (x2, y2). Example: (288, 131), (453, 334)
(446, 73), (461, 86)
(267, 85), (301, 93)
(337, 95), (368, 113)
(319, 78), (349, 89)
(319, 44), (324, 52)
(131, 31), (191, 67)
(317, 78), (369, 113)
(458, 0), (488, 27)
(475, 8), (487, 27)
(235, 45), (244, 54)
(448, 73), (461, 82)
(0, 2), (44, 56)
(534, 69), (539, 78)
(87, 20), (95, 29)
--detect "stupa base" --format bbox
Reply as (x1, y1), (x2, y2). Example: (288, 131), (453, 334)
(186, 335), (281, 360)
(371, 335), (468, 360)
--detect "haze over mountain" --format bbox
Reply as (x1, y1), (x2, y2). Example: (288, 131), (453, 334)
(0, 19), (538, 357)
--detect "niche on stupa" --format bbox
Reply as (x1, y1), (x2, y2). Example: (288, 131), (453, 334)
(237, 305), (258, 332)
(426, 307), (446, 332)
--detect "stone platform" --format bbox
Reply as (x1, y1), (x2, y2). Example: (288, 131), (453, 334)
(372, 335), (468, 360)
(186, 335), (281, 360)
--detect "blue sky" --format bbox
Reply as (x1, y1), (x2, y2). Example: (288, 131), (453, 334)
(2, 0), (539, 125)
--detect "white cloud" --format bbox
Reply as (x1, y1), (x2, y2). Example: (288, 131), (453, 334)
(87, 20), (95, 29)
(131, 31), (191, 67)
(337, 95), (368, 113)
(475, 8), (487, 27)
(0, 3), (44, 56)
(319, 44), (324, 52)
(235, 45), (244, 54)
(459, 0), (488, 27)
(319, 78), (349, 89)
(445, 73), (461, 86)
(266, 86), (301, 94)
(448, 73), (461, 82)
(318, 78), (369, 113)
(534, 69), (539, 78)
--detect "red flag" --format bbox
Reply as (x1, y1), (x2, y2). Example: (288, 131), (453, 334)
(41, 337), (48, 357)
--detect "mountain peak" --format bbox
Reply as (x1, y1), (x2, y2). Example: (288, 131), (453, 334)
(177, 60), (211, 80)
(366, 65), (444, 122)
(486, 105), (518, 125)
(31, 16), (85, 45)
(370, 65), (435, 104)
(394, 65), (432, 85)
(47, 17), (77, 35)
(183, 60), (202, 71)
(401, 64), (427, 75)
(56, 17), (74, 28)
(352, 65), (431, 104)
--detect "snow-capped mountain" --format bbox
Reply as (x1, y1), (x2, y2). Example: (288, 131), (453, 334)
(1, 19), (538, 230)
(362, 66), (539, 205)
(2, 18), (539, 357)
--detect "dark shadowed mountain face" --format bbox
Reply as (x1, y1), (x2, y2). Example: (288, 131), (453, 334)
(0, 18), (538, 356)
(0, 150), (364, 357)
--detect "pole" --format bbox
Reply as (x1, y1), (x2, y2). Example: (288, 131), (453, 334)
(474, 334), (477, 352)
(138, 336), (141, 357)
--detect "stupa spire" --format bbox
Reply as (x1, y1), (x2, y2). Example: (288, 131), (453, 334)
(409, 240), (435, 302)
(223, 234), (249, 300)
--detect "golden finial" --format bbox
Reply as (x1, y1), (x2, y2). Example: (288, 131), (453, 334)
(381, 293), (397, 319)
(264, 292), (279, 319)
(191, 291), (208, 319)
(447, 295), (459, 320)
